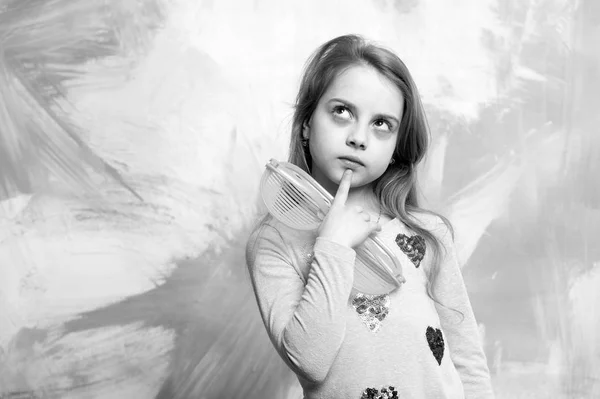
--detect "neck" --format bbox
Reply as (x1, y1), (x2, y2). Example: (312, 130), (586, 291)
(313, 171), (380, 213)
(343, 184), (382, 216)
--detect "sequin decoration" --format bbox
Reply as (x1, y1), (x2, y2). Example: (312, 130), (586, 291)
(351, 293), (390, 333)
(395, 233), (426, 267)
(361, 386), (398, 399)
(426, 326), (445, 365)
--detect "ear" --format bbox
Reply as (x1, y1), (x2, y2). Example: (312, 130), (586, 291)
(302, 121), (310, 140)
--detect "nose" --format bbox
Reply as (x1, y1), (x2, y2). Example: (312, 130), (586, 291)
(346, 124), (368, 150)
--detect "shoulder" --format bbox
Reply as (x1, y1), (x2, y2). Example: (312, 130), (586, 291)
(246, 213), (302, 249)
(245, 214), (285, 262)
(409, 210), (453, 241)
(245, 213), (315, 267)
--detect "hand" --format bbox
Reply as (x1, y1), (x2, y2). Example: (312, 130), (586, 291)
(317, 169), (382, 248)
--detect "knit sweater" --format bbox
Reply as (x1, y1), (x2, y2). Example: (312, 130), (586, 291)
(245, 212), (495, 399)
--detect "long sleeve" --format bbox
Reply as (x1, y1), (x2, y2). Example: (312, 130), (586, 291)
(433, 221), (495, 399)
(245, 223), (356, 385)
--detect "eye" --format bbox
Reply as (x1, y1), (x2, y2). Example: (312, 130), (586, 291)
(374, 119), (393, 131)
(332, 105), (352, 120)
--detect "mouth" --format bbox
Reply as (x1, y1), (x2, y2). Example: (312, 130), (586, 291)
(338, 156), (365, 167)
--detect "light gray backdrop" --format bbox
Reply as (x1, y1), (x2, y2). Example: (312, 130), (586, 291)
(0, 0), (598, 398)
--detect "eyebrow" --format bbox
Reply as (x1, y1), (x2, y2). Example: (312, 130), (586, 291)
(328, 98), (401, 125)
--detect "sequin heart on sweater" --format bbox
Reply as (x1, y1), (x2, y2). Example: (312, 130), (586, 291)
(395, 233), (426, 268)
(351, 293), (390, 333)
(426, 326), (445, 365)
(361, 385), (398, 399)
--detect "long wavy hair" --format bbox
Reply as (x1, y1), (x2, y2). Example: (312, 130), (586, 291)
(288, 34), (458, 317)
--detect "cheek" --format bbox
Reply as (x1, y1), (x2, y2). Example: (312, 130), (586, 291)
(309, 124), (337, 151)
(377, 140), (397, 157)
(307, 138), (324, 162)
(373, 144), (396, 170)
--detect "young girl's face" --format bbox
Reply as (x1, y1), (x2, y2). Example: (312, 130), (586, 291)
(303, 64), (404, 193)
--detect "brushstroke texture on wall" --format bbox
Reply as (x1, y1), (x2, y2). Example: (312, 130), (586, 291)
(0, 0), (598, 398)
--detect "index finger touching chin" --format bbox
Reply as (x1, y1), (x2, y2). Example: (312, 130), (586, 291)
(333, 169), (352, 205)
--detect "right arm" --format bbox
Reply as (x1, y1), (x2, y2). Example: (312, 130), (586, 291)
(246, 169), (380, 384)
(246, 224), (356, 384)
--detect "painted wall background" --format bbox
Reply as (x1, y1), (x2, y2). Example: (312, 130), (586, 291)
(0, 0), (598, 398)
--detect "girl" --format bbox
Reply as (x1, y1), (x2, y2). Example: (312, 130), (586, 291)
(246, 34), (495, 399)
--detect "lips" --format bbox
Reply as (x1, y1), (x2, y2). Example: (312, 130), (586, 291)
(339, 156), (364, 167)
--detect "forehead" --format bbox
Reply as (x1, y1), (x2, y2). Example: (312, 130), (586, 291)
(321, 65), (404, 117)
